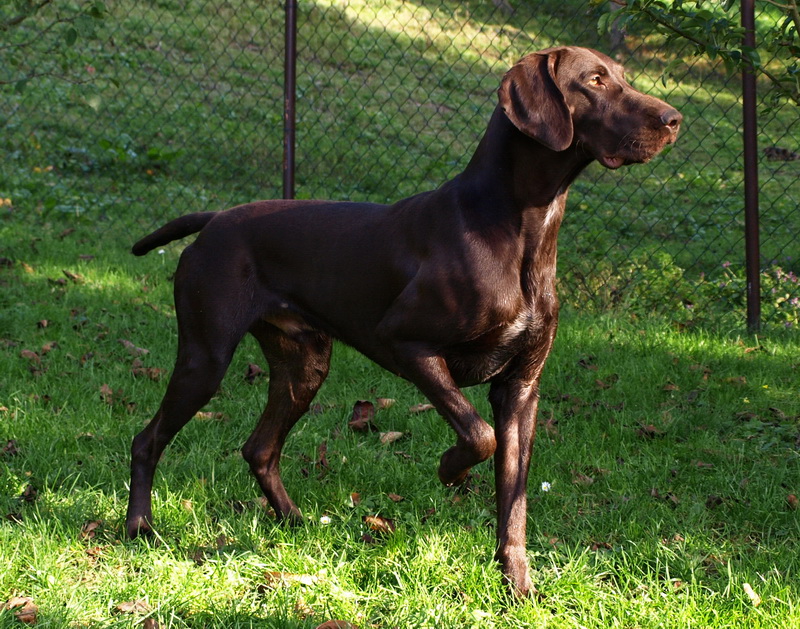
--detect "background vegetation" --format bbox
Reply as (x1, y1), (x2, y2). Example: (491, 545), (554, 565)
(1, 0), (798, 626)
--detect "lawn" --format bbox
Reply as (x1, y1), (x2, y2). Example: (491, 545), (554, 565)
(1, 0), (799, 627)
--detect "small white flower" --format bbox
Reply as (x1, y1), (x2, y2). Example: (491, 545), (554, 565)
(541, 481), (552, 493)
(319, 515), (331, 525)
(158, 249), (166, 255)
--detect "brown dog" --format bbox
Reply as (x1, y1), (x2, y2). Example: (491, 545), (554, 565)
(127, 46), (680, 597)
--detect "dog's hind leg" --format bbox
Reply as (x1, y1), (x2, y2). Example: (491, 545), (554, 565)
(126, 253), (252, 539)
(241, 320), (332, 523)
(126, 326), (242, 539)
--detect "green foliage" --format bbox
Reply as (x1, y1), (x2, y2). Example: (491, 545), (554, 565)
(597, 0), (800, 105)
(0, 0), (108, 89)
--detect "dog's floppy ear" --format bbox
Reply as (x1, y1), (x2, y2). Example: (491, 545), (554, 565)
(498, 51), (573, 152)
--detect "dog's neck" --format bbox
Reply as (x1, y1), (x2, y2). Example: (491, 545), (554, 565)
(460, 106), (593, 210)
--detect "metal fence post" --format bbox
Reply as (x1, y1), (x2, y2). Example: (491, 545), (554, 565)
(742, 0), (760, 331)
(283, 0), (298, 200)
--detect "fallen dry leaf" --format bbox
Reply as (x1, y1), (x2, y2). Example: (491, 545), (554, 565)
(387, 493), (404, 503)
(787, 494), (799, 510)
(363, 514), (396, 534)
(4, 596), (38, 625)
(115, 599), (150, 614)
(376, 398), (396, 409)
(263, 571), (320, 588)
(636, 423), (665, 439)
(572, 472), (595, 487)
(131, 359), (166, 381)
(315, 621), (358, 629)
(245, 363), (265, 383)
(142, 618), (162, 629)
(409, 403), (435, 414)
(81, 520), (102, 539)
(62, 269), (84, 283)
(20, 484), (37, 503)
(19, 349), (40, 363)
(349, 400), (376, 432)
(743, 582), (761, 607)
(194, 411), (227, 421)
(316, 441), (329, 470)
(379, 431), (404, 445)
(119, 339), (149, 357)
(2, 439), (19, 457)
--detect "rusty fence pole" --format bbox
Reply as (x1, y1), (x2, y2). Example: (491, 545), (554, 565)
(283, 0), (298, 199)
(741, 0), (760, 331)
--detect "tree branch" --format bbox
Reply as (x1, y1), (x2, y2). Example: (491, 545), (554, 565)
(1, 0), (54, 30)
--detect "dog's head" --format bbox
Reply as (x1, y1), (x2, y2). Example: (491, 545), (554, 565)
(498, 46), (681, 168)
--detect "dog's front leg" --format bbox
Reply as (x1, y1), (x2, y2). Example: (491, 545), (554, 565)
(489, 377), (540, 598)
(389, 344), (497, 486)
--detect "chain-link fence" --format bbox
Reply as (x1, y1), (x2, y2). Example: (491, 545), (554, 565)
(2, 0), (798, 329)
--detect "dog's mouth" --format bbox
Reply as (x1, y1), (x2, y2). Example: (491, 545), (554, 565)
(598, 155), (626, 169)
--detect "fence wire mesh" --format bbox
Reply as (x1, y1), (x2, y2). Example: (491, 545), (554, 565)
(2, 0), (798, 328)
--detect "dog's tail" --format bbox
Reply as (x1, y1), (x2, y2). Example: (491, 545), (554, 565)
(131, 212), (217, 256)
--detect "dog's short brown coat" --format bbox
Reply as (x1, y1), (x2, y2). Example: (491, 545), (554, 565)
(127, 47), (681, 597)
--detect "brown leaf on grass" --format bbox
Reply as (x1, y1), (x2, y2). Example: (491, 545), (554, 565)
(245, 363), (265, 383)
(119, 339), (149, 357)
(142, 618), (162, 629)
(376, 398), (396, 409)
(743, 583), (761, 607)
(409, 403), (435, 414)
(62, 269), (84, 283)
(571, 471), (595, 487)
(262, 571), (320, 588)
(99, 383), (115, 404)
(723, 376), (747, 386)
(348, 492), (361, 507)
(316, 441), (329, 470)
(387, 493), (404, 503)
(662, 382), (680, 392)
(194, 411), (227, 421)
(115, 599), (150, 614)
(578, 356), (598, 370)
(36, 319), (49, 329)
(636, 423), (665, 439)
(363, 514), (396, 534)
(4, 596), (38, 625)
(650, 488), (679, 508)
(2, 439), (19, 457)
(787, 494), (799, 510)
(19, 349), (40, 364)
(131, 359), (166, 381)
(349, 401), (376, 432)
(379, 431), (404, 445)
(20, 484), (37, 503)
(595, 374), (619, 389)
(40, 341), (57, 355)
(81, 520), (102, 539)
(315, 621), (358, 629)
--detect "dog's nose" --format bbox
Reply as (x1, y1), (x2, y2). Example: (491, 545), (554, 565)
(660, 108), (682, 130)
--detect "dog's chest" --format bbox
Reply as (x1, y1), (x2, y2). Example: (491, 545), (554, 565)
(445, 306), (546, 386)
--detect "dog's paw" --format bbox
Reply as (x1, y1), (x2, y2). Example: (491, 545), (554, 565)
(125, 515), (154, 540)
(497, 548), (534, 599)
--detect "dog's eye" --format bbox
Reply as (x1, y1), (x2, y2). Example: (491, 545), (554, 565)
(589, 75), (604, 87)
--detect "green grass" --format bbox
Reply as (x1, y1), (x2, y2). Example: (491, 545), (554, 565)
(1, 0), (799, 626)
(1, 221), (799, 627)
